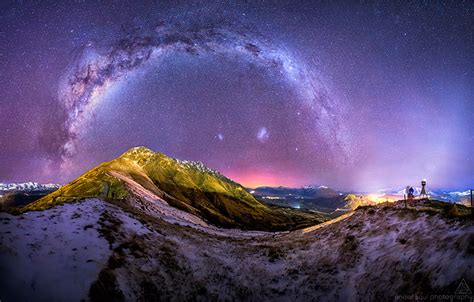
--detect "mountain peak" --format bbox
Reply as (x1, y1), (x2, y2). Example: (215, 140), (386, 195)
(128, 146), (153, 153)
(120, 147), (236, 185)
(119, 146), (161, 166)
(121, 146), (155, 157)
(24, 148), (325, 230)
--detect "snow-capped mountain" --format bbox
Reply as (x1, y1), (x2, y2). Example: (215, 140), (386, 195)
(303, 185), (329, 190)
(0, 182), (61, 193)
(174, 159), (238, 184)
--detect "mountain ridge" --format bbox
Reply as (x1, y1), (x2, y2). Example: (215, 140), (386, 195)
(23, 146), (326, 231)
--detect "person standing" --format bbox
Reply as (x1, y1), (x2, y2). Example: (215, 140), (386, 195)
(408, 186), (415, 202)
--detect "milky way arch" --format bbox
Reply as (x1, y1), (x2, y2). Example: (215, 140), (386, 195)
(57, 21), (348, 164)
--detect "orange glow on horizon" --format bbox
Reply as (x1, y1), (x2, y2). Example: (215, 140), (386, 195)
(226, 170), (304, 188)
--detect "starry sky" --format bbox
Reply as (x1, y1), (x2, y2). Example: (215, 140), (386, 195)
(0, 1), (473, 191)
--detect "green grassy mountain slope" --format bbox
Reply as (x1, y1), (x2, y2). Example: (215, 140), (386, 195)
(24, 147), (325, 230)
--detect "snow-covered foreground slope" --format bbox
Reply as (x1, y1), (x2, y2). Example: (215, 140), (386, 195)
(0, 199), (150, 301)
(1, 198), (473, 301)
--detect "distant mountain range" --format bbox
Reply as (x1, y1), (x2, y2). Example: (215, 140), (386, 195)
(0, 182), (60, 210)
(0, 182), (60, 194)
(250, 185), (343, 198)
(248, 185), (347, 214)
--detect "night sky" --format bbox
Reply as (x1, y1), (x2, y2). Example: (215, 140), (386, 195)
(0, 1), (473, 191)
